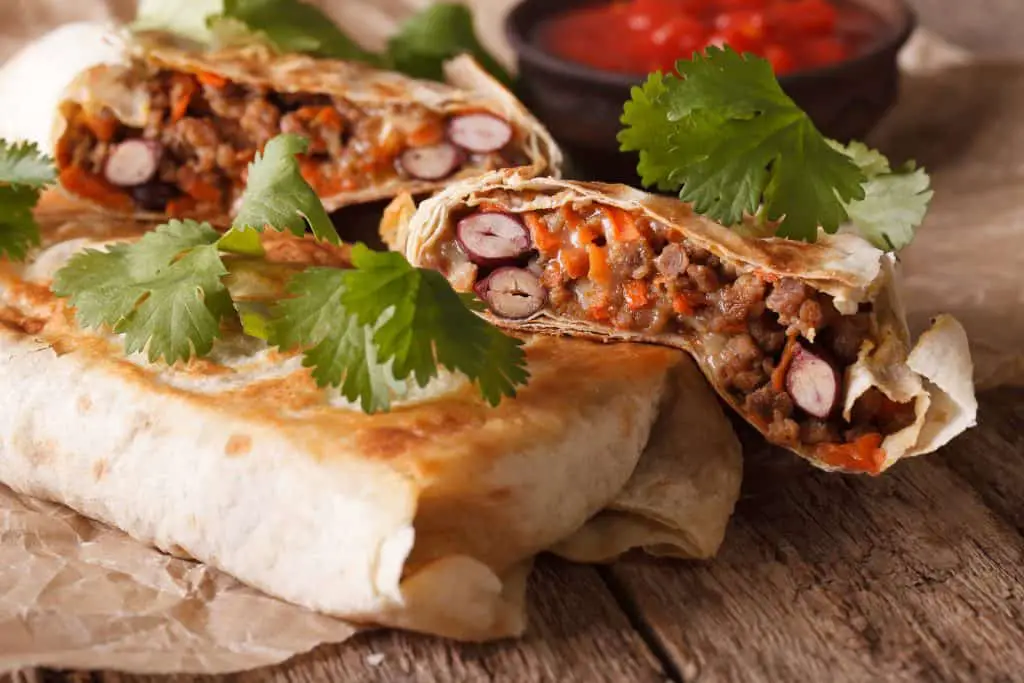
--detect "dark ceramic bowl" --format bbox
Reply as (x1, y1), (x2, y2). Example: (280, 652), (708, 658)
(506, 0), (916, 184)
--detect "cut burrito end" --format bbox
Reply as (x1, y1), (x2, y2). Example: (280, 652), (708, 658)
(52, 34), (561, 223)
(387, 170), (978, 475)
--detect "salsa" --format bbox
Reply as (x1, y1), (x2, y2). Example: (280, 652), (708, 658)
(538, 0), (883, 76)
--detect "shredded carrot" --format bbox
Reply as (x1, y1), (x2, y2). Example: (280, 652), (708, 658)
(587, 243), (611, 286)
(817, 433), (886, 475)
(560, 204), (583, 234)
(575, 222), (602, 246)
(58, 167), (132, 211)
(672, 293), (693, 316)
(179, 172), (222, 204)
(559, 248), (590, 280)
(197, 71), (228, 88)
(83, 112), (117, 143)
(477, 202), (505, 213)
(601, 206), (641, 242)
(407, 119), (445, 147)
(754, 268), (780, 283)
(170, 74), (196, 123)
(772, 334), (799, 391)
(624, 280), (650, 310)
(525, 213), (561, 257)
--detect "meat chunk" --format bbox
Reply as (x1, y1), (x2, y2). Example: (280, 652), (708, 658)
(719, 333), (767, 392)
(828, 313), (872, 363)
(687, 264), (719, 293)
(749, 316), (786, 353)
(714, 273), (766, 330)
(654, 243), (689, 277)
(239, 98), (281, 147)
(766, 278), (809, 322)
(609, 239), (655, 280)
(801, 418), (840, 444)
(167, 118), (220, 173)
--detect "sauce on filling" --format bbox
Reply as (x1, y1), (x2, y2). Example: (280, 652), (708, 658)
(432, 200), (916, 474)
(537, 0), (885, 76)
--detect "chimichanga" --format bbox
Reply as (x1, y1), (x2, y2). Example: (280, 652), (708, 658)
(52, 33), (561, 223)
(384, 170), (978, 475)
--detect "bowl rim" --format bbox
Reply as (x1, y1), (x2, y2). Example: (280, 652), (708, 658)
(505, 0), (918, 89)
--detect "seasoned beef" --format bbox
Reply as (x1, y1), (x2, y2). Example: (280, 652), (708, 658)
(239, 98), (281, 147)
(167, 118), (219, 173)
(801, 419), (840, 444)
(749, 315), (786, 353)
(654, 242), (689, 277)
(719, 333), (767, 392)
(687, 264), (719, 293)
(610, 239), (654, 280)
(828, 313), (871, 363)
(766, 278), (809, 322)
(714, 273), (766, 330)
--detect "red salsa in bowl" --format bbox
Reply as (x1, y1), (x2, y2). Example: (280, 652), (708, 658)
(538, 0), (885, 76)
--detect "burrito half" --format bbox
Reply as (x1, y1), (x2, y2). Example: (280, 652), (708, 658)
(52, 33), (561, 224)
(384, 170), (978, 475)
(0, 206), (738, 641)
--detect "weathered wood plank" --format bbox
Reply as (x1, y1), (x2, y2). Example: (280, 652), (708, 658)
(19, 559), (667, 683)
(608, 391), (1024, 683)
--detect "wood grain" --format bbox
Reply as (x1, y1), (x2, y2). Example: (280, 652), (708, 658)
(18, 560), (667, 683)
(608, 390), (1024, 683)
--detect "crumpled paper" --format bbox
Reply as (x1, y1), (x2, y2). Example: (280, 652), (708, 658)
(0, 0), (1019, 676)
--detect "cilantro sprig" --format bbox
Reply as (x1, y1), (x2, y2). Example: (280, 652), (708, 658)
(0, 141), (56, 261)
(49, 134), (528, 412)
(134, 0), (511, 85)
(619, 46), (932, 249)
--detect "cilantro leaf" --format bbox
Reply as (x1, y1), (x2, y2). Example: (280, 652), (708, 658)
(52, 220), (231, 364)
(232, 134), (340, 244)
(619, 47), (866, 241)
(270, 268), (400, 412)
(218, 0), (381, 63)
(0, 140), (57, 189)
(132, 0), (224, 43)
(339, 244), (528, 405)
(832, 141), (933, 251)
(387, 3), (513, 86)
(0, 186), (43, 261)
(0, 140), (56, 261)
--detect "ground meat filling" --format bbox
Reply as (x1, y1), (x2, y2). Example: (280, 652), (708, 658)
(55, 70), (521, 217)
(446, 201), (917, 464)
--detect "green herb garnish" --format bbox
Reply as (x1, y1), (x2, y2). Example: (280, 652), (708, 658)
(619, 46), (931, 249)
(0, 141), (56, 261)
(49, 134), (528, 412)
(134, 0), (508, 84)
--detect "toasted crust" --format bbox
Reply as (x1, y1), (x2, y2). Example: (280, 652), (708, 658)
(0, 211), (684, 640)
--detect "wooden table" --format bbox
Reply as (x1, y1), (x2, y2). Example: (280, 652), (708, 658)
(6, 388), (1018, 682)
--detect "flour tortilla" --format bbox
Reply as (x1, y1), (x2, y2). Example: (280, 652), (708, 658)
(51, 30), (561, 223)
(0, 206), (739, 641)
(385, 169), (978, 474)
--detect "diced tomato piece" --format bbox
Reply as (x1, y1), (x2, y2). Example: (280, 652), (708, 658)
(764, 44), (798, 74)
(802, 37), (849, 67)
(716, 0), (767, 9)
(766, 0), (838, 36)
(624, 280), (651, 310)
(648, 15), (708, 68)
(713, 10), (766, 43)
(706, 26), (763, 56)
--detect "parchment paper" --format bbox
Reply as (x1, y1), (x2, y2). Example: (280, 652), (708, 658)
(0, 0), (1019, 676)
